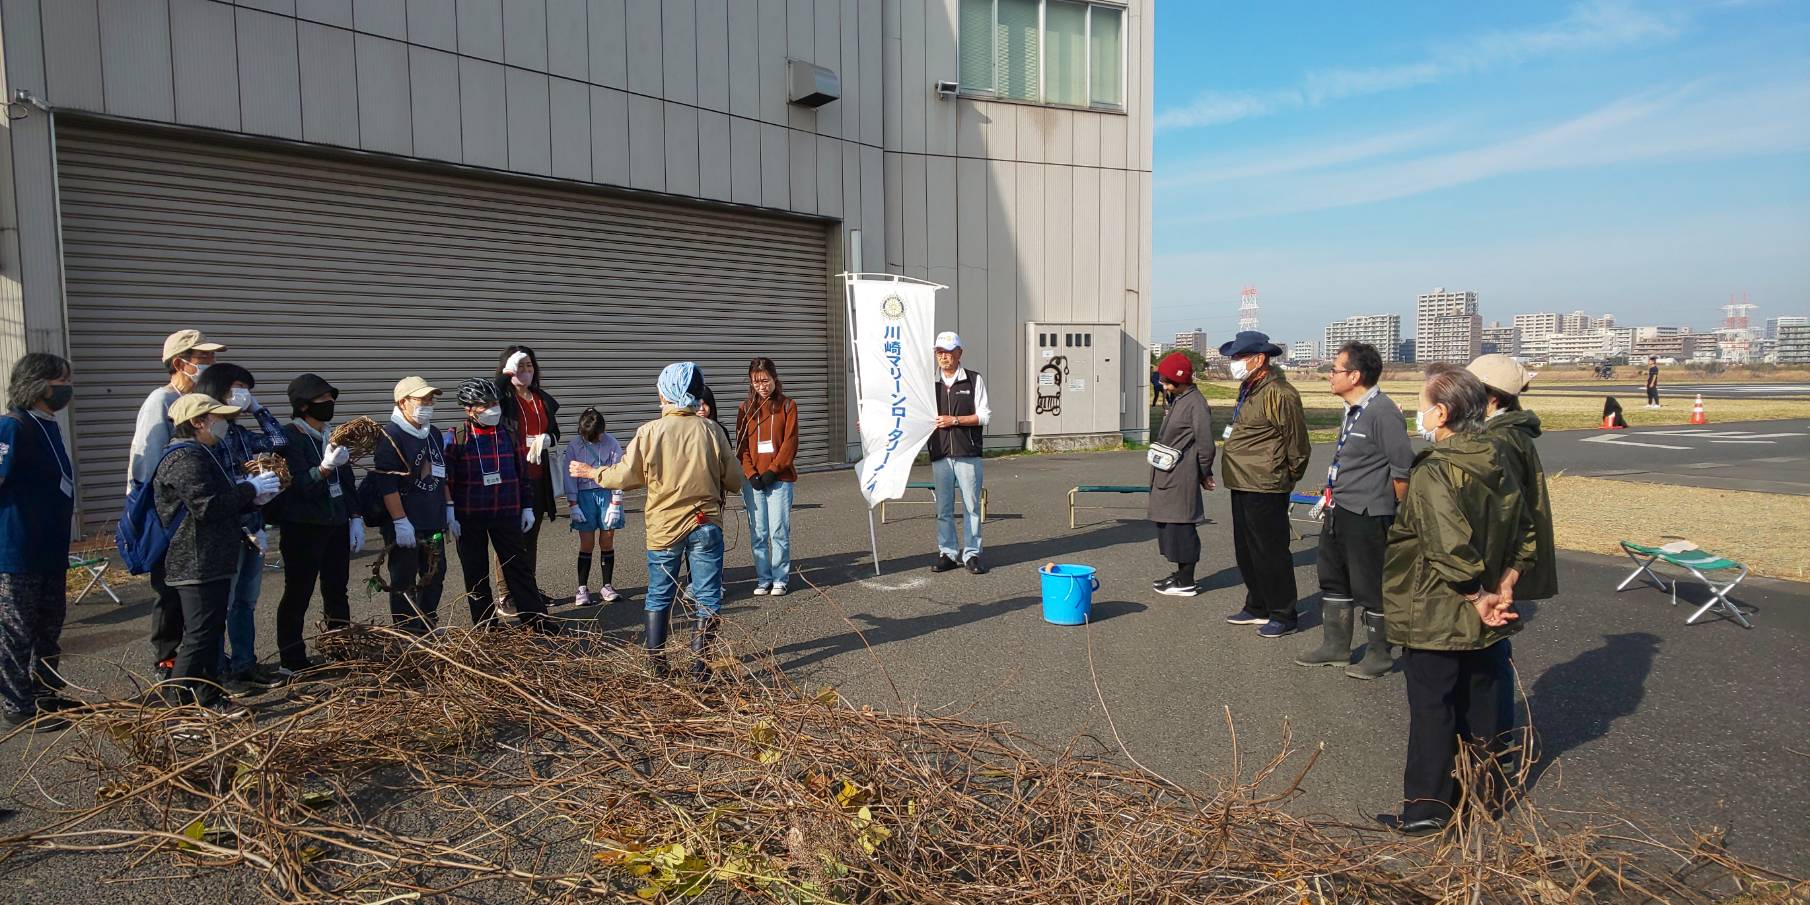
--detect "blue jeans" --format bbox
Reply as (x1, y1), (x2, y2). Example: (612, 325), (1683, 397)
(645, 523), (725, 616)
(219, 540), (263, 676)
(932, 456), (984, 561)
(741, 480), (794, 586)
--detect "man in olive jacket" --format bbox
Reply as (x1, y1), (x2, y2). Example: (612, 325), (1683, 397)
(1147, 352), (1215, 596)
(1466, 355), (1557, 603)
(1217, 332), (1311, 637)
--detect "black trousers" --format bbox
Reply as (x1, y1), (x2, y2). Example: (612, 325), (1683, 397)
(382, 530), (447, 633)
(172, 579), (231, 706)
(1155, 522), (1201, 565)
(1317, 508), (1391, 614)
(1401, 641), (1514, 822)
(459, 516), (547, 626)
(496, 510), (545, 605)
(1230, 491), (1296, 623)
(1646, 385), (1659, 405)
(275, 521), (352, 669)
(148, 560), (184, 665)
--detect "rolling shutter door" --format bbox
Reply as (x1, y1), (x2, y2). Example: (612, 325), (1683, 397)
(56, 123), (833, 528)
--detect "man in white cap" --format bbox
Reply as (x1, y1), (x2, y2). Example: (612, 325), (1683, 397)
(128, 329), (225, 681)
(929, 332), (990, 575)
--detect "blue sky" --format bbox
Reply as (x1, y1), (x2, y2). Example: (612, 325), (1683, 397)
(1149, 0), (1810, 347)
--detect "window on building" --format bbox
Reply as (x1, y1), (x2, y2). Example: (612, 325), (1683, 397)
(958, 0), (1125, 109)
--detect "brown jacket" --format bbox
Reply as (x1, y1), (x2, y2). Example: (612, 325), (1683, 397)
(736, 396), (799, 483)
(595, 407), (742, 550)
(1219, 367), (1311, 494)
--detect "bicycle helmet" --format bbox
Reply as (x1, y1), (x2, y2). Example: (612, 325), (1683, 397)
(457, 376), (499, 408)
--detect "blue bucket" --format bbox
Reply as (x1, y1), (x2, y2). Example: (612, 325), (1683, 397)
(1039, 564), (1099, 625)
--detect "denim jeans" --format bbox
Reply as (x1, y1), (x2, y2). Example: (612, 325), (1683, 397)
(645, 523), (724, 616)
(932, 456), (984, 560)
(219, 539), (264, 676)
(741, 480), (794, 586)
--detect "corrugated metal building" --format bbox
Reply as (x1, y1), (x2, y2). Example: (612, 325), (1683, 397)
(0, 0), (1153, 528)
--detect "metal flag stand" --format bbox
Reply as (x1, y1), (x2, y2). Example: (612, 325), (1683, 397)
(840, 271), (947, 577)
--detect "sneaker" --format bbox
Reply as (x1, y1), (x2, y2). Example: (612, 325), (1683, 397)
(34, 694), (82, 713)
(600, 584), (622, 603)
(752, 584), (771, 596)
(574, 586), (595, 607)
(964, 556), (988, 575)
(3, 709), (70, 733)
(221, 676), (263, 699)
(768, 583), (788, 597)
(1225, 609), (1267, 625)
(930, 554), (960, 573)
(154, 659), (174, 683)
(234, 663), (288, 689)
(1153, 576), (1199, 597)
(1257, 620), (1300, 639)
(203, 699), (252, 720)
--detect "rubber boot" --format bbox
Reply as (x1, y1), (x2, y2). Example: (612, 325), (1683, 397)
(644, 609), (671, 677)
(1295, 599), (1354, 667)
(689, 616), (721, 682)
(1346, 609), (1396, 680)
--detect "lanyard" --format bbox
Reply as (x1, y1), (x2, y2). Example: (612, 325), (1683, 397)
(1324, 389), (1376, 501)
(29, 413), (72, 482)
(473, 427), (503, 479)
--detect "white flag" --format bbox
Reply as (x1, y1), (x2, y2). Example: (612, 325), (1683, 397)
(848, 276), (940, 507)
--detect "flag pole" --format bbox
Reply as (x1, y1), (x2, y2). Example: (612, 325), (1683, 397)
(844, 274), (883, 576)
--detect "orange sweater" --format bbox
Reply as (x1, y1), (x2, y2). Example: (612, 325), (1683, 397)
(736, 396), (799, 483)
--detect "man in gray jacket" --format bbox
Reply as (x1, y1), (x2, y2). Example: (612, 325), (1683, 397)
(1147, 352), (1216, 596)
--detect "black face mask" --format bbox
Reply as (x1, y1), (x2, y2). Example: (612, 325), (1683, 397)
(46, 385), (74, 411)
(310, 400), (337, 421)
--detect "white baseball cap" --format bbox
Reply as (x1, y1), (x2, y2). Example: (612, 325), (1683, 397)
(934, 331), (963, 351)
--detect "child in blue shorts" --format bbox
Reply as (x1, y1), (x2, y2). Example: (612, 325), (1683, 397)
(563, 408), (625, 605)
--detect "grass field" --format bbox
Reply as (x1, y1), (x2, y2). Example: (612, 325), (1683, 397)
(1547, 475), (1810, 581)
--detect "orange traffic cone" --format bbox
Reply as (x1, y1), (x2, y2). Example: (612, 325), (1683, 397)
(1601, 413), (1623, 429)
(1689, 394), (1708, 425)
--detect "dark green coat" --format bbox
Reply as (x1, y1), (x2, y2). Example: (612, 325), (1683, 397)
(1383, 433), (1535, 651)
(1219, 368), (1310, 494)
(274, 421), (357, 526)
(1484, 410), (1557, 600)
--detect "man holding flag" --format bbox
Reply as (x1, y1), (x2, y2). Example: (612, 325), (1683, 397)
(928, 332), (990, 575)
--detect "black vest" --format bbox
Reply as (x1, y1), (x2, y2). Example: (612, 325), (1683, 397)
(930, 369), (984, 461)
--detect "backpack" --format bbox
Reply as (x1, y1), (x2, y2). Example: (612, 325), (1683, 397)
(115, 441), (201, 575)
(356, 426), (442, 528)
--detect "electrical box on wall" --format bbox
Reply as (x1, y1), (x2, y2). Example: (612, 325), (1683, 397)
(1025, 322), (1123, 451)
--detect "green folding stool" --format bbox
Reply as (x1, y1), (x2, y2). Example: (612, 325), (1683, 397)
(1616, 541), (1752, 629)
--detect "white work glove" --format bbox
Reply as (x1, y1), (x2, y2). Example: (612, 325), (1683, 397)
(349, 517), (366, 553)
(322, 443), (350, 469)
(568, 501), (588, 527)
(445, 503), (461, 540)
(526, 433), (552, 464)
(519, 508), (536, 534)
(244, 471), (282, 506)
(254, 529), (268, 555)
(393, 516), (418, 548)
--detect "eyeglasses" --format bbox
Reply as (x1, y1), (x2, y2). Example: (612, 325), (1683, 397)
(1329, 368), (1358, 376)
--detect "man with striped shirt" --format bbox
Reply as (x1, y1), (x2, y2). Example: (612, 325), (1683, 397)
(1216, 331), (1311, 638)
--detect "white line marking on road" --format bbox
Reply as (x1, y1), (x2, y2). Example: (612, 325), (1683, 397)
(1710, 440), (1775, 444)
(858, 576), (929, 592)
(1581, 435), (1691, 450)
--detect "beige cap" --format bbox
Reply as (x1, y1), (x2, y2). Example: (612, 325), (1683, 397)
(934, 331), (963, 351)
(1466, 354), (1534, 396)
(167, 393), (241, 425)
(392, 375), (440, 402)
(161, 329), (226, 362)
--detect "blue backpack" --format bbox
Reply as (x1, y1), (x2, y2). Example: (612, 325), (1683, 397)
(115, 441), (201, 575)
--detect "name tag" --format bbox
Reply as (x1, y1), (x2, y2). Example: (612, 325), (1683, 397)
(1221, 425), (1233, 440)
(757, 440), (776, 455)
(59, 476), (74, 498)
(483, 471), (502, 486)
(429, 462), (446, 479)
(328, 482), (343, 498)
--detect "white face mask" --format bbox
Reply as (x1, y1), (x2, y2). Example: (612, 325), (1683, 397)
(473, 407), (502, 427)
(1229, 359), (1250, 381)
(510, 370), (533, 388)
(207, 418), (230, 442)
(1416, 408), (1439, 442)
(229, 387), (252, 409)
(413, 404), (435, 427)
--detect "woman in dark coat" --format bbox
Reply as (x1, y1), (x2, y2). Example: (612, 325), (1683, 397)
(494, 345), (560, 610)
(1147, 352), (1216, 596)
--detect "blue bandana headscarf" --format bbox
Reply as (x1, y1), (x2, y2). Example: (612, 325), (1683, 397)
(658, 362), (700, 411)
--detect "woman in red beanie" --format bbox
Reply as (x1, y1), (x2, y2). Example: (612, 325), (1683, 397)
(1147, 352), (1217, 595)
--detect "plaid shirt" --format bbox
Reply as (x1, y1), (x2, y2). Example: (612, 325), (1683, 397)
(447, 423), (528, 518)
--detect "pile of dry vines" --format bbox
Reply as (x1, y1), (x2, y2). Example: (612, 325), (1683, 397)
(0, 621), (1802, 904)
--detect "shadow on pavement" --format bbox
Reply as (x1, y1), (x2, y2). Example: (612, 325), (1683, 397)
(1524, 631), (1660, 792)
(772, 594), (1047, 674)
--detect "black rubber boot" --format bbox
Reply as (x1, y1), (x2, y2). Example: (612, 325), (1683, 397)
(644, 609), (671, 676)
(1346, 609), (1396, 680)
(689, 616), (721, 681)
(1295, 598), (1354, 666)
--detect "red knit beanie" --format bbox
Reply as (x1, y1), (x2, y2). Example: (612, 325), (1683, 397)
(1158, 351), (1194, 385)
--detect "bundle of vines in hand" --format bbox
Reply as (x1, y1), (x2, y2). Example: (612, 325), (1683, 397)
(326, 416), (383, 460)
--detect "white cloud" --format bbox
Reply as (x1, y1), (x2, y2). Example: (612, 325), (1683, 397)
(1156, 0), (1683, 131)
(1156, 123), (1457, 189)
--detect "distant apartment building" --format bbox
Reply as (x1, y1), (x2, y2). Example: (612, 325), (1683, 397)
(1416, 288), (1481, 363)
(1172, 329), (1208, 354)
(1481, 322), (1520, 356)
(1513, 312), (1560, 359)
(1631, 329), (1706, 362)
(1545, 331), (1613, 362)
(1606, 327), (1636, 359)
(1777, 324), (1810, 364)
(1323, 314), (1403, 361)
(1398, 339), (1417, 363)
(1287, 339), (1318, 364)
(1559, 310), (1594, 334)
(1767, 316), (1809, 341)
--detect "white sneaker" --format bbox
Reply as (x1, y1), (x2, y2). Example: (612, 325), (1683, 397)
(600, 584), (622, 603)
(768, 583), (788, 597)
(574, 586), (594, 607)
(752, 584), (770, 596)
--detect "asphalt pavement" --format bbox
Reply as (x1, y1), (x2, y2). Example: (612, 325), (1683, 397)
(1538, 382), (1810, 399)
(1535, 418), (1810, 494)
(5, 446), (1808, 900)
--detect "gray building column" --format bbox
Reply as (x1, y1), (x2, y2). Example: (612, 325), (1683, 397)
(0, 0), (71, 374)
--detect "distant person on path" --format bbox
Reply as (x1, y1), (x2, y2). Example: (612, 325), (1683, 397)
(1217, 331), (1311, 638)
(928, 332), (991, 576)
(1295, 342), (1413, 679)
(1146, 352), (1215, 596)
(1385, 365), (1533, 836)
(737, 357), (800, 597)
(1644, 356), (1661, 409)
(1150, 367), (1164, 407)
(1, 353), (78, 733)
